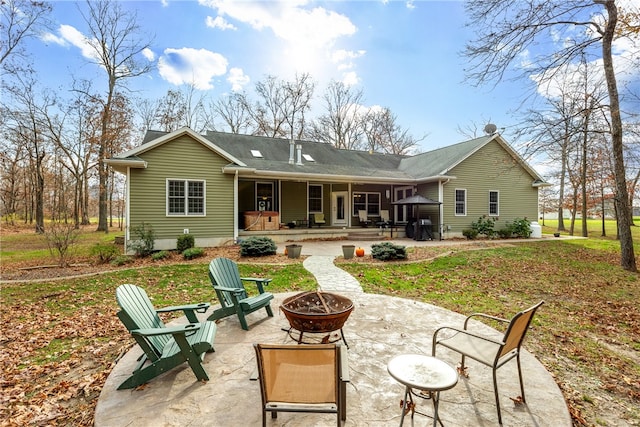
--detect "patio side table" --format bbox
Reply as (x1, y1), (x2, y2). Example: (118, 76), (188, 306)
(387, 354), (458, 427)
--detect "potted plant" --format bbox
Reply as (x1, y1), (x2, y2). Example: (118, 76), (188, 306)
(286, 244), (302, 258)
(342, 244), (355, 259)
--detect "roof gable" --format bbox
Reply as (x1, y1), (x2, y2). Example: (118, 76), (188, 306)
(114, 127), (246, 167)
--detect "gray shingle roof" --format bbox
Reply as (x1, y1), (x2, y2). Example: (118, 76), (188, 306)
(115, 128), (543, 183)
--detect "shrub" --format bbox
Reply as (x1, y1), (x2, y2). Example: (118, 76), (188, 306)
(183, 247), (205, 260)
(152, 250), (170, 261)
(177, 234), (195, 252)
(509, 217), (532, 238)
(91, 242), (120, 264)
(462, 229), (478, 240)
(497, 228), (512, 239)
(471, 215), (496, 238)
(129, 222), (155, 257)
(43, 221), (80, 267)
(110, 255), (134, 266)
(371, 242), (407, 261)
(240, 236), (277, 257)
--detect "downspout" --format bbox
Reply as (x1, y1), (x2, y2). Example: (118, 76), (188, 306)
(125, 167), (131, 254)
(348, 182), (352, 227)
(439, 178), (450, 240)
(234, 170), (239, 243)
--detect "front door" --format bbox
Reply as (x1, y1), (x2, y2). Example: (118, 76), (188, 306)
(332, 191), (348, 226)
(394, 186), (413, 223)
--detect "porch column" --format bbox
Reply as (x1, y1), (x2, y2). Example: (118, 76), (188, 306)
(234, 170), (238, 243)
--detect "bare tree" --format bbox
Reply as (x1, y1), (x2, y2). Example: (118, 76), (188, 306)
(249, 74), (315, 139)
(155, 89), (187, 132)
(463, 0), (637, 271)
(135, 97), (161, 137)
(207, 91), (253, 134)
(180, 83), (207, 132)
(282, 73), (315, 140)
(363, 107), (422, 155)
(3, 74), (53, 233)
(0, 0), (52, 72)
(251, 75), (288, 138)
(78, 0), (152, 233)
(309, 80), (366, 149)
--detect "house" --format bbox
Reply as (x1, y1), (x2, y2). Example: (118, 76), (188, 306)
(106, 127), (547, 252)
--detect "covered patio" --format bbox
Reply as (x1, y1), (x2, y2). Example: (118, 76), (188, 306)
(95, 292), (570, 426)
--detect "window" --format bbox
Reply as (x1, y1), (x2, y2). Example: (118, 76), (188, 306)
(308, 184), (323, 212)
(256, 182), (273, 211)
(352, 192), (380, 216)
(489, 191), (499, 216)
(455, 189), (466, 216)
(167, 180), (205, 216)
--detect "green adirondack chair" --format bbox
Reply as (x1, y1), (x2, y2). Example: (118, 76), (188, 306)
(115, 284), (217, 390)
(207, 257), (274, 330)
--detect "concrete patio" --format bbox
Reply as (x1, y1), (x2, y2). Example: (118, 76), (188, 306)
(96, 288), (571, 426)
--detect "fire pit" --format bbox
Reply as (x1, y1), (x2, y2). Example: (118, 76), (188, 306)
(280, 291), (354, 347)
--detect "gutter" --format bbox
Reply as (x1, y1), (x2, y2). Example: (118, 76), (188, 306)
(222, 166), (454, 185)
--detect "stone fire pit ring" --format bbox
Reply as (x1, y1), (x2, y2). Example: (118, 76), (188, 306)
(280, 291), (354, 347)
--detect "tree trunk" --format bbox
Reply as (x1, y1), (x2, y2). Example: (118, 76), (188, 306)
(35, 152), (44, 234)
(601, 1), (636, 271)
(97, 80), (114, 233)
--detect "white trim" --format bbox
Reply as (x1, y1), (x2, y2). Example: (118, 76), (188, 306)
(308, 183), (323, 213)
(166, 178), (206, 216)
(489, 190), (499, 216)
(352, 191), (381, 217)
(125, 168), (131, 252)
(454, 188), (467, 216)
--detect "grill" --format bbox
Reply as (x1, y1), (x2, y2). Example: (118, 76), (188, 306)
(281, 291), (353, 347)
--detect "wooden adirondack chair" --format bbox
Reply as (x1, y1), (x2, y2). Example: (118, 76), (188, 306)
(115, 284), (217, 390)
(207, 257), (274, 330)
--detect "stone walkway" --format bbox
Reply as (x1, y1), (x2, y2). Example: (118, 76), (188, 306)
(303, 255), (363, 293)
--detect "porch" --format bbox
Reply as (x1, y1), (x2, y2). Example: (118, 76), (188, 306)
(238, 224), (412, 244)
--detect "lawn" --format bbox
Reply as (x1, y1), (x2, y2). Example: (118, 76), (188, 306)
(1, 221), (639, 426)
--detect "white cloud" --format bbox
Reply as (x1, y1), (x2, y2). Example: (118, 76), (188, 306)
(206, 15), (237, 31)
(227, 67), (250, 91)
(158, 47), (228, 90)
(142, 48), (156, 62)
(331, 49), (366, 63)
(41, 32), (66, 46)
(42, 24), (100, 62)
(200, 0), (356, 46)
(199, 0), (360, 77)
(341, 71), (359, 87)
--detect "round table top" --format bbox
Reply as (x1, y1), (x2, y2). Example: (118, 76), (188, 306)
(387, 354), (458, 392)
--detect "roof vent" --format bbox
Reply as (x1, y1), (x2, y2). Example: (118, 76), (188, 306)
(484, 123), (497, 135)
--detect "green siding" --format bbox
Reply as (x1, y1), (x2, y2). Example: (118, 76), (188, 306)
(281, 181), (307, 223)
(441, 141), (538, 233)
(129, 134), (234, 243)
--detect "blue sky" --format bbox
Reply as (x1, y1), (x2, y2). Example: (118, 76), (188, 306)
(27, 0), (639, 154)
